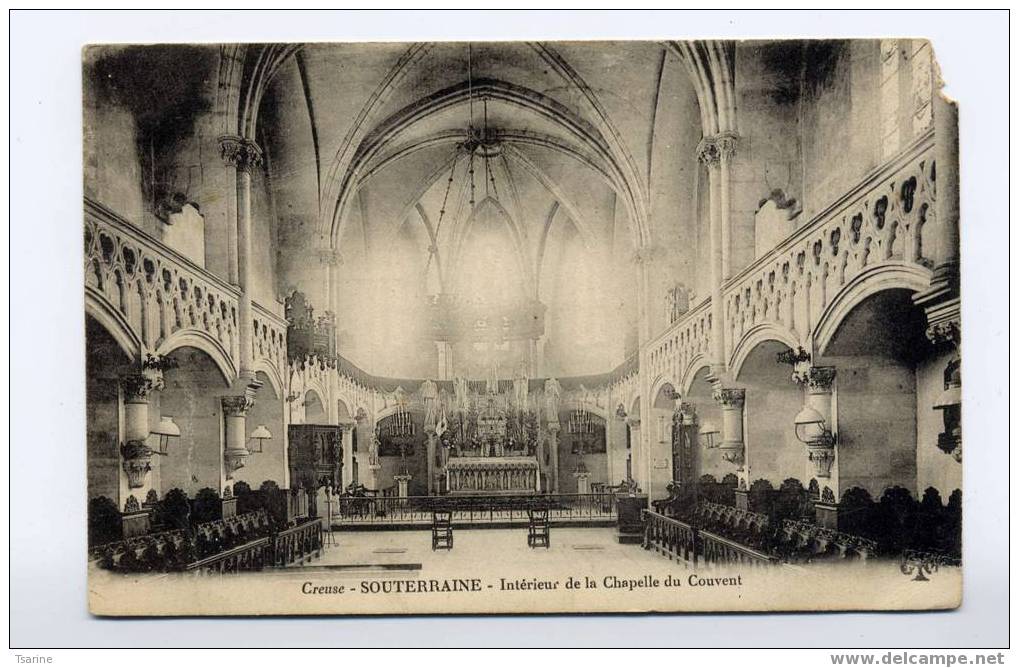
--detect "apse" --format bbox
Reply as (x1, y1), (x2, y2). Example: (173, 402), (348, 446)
(455, 198), (526, 305)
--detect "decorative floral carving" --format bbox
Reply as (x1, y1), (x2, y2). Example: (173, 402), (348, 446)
(698, 132), (738, 166)
(223, 451), (247, 478)
(120, 440), (154, 489)
(221, 395), (255, 417)
(712, 387), (745, 408)
(143, 353), (179, 374)
(820, 486), (836, 504)
(720, 443), (744, 466)
(757, 188), (799, 214)
(218, 134), (263, 173)
(696, 136), (721, 167)
(925, 320), (961, 347)
(810, 445), (836, 478)
(777, 346), (812, 379)
(793, 366), (837, 391)
(120, 372), (162, 401)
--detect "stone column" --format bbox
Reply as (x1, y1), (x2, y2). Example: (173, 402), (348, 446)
(355, 410), (380, 490)
(795, 367), (837, 480)
(219, 135), (263, 381)
(221, 382), (260, 487)
(717, 132), (739, 280)
(394, 473), (412, 500)
(914, 94), (961, 379)
(626, 417), (641, 490)
(547, 423), (561, 493)
(436, 341), (453, 380)
(119, 372), (159, 492)
(933, 94), (960, 284)
(713, 387), (746, 471)
(633, 248), (654, 349)
(425, 429), (438, 495)
(340, 420), (355, 489)
(698, 137), (726, 375)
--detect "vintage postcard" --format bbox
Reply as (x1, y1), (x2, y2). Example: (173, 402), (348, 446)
(84, 39), (961, 616)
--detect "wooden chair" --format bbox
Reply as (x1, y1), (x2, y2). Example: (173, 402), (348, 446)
(527, 508), (550, 549)
(431, 510), (453, 551)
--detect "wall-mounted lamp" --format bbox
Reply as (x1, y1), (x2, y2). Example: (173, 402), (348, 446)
(934, 359), (961, 461)
(248, 424), (273, 454)
(793, 406), (835, 446)
(794, 405), (836, 477)
(150, 416), (181, 455)
(699, 420), (719, 449)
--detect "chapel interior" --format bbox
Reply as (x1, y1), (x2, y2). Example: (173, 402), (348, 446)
(84, 40), (962, 574)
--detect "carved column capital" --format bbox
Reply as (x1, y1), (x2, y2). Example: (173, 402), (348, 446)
(715, 131), (739, 163)
(120, 372), (163, 402)
(221, 395), (255, 417)
(625, 417), (641, 429)
(218, 134), (263, 173)
(712, 387), (745, 409)
(697, 136), (721, 167)
(318, 247), (343, 267)
(697, 132), (739, 168)
(794, 366), (837, 393)
(926, 319), (961, 348)
(674, 402), (697, 426)
(631, 244), (657, 266)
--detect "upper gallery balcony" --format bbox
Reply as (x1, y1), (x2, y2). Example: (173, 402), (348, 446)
(645, 129), (936, 385)
(84, 197), (288, 383)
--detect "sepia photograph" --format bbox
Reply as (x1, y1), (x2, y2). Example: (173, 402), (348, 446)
(73, 33), (970, 619)
(11, 8), (1012, 654)
(80, 35), (965, 617)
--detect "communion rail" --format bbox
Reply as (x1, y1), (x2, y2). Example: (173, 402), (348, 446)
(644, 511), (697, 564)
(699, 531), (780, 568)
(333, 493), (617, 526)
(273, 518), (324, 567)
(184, 537), (273, 576)
(643, 511), (778, 567)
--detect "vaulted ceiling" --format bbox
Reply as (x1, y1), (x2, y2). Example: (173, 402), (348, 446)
(250, 41), (719, 378)
(261, 42), (694, 287)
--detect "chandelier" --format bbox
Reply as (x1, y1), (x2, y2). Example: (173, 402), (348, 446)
(568, 407), (594, 435)
(425, 44), (504, 279)
(385, 401), (416, 439)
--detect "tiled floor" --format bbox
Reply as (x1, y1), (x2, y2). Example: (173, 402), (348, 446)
(294, 527), (671, 578)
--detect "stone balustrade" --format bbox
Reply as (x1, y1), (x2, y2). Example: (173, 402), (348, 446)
(85, 197), (286, 381)
(644, 129), (936, 387)
(252, 302), (288, 383)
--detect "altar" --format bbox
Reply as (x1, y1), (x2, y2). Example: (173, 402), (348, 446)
(446, 456), (541, 494)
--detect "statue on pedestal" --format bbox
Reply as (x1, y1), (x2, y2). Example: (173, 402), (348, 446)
(513, 362), (529, 412)
(421, 379), (439, 431)
(544, 377), (562, 423)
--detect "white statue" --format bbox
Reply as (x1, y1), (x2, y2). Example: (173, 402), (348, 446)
(454, 376), (470, 413)
(543, 377), (562, 423)
(513, 366), (529, 412)
(421, 379), (439, 430)
(369, 424), (381, 467)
